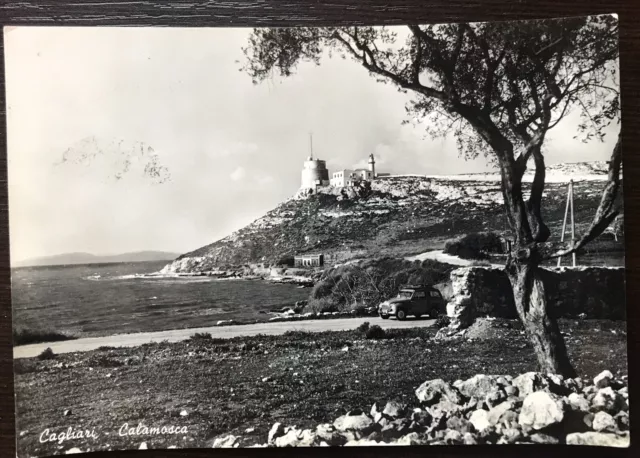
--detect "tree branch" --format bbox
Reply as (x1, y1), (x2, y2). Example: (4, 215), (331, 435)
(540, 136), (622, 260)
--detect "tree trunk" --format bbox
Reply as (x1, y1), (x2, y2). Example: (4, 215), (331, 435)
(507, 256), (577, 377)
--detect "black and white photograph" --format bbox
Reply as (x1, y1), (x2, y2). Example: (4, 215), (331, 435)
(5, 14), (628, 456)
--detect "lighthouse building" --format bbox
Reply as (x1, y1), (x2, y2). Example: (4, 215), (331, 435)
(330, 153), (378, 187)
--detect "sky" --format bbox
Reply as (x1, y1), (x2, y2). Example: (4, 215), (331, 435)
(4, 26), (620, 263)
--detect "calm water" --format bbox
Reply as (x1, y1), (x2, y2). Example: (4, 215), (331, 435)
(11, 261), (310, 338)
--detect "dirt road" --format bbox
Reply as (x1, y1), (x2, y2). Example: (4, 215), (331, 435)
(13, 317), (435, 359)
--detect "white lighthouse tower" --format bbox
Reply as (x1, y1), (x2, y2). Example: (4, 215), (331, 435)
(368, 153), (376, 178)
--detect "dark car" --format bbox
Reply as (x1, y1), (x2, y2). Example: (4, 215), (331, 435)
(378, 285), (445, 320)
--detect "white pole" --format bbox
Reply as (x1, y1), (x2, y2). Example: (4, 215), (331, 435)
(570, 180), (576, 267)
(558, 182), (571, 267)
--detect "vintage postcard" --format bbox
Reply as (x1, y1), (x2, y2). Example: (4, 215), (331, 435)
(5, 14), (627, 456)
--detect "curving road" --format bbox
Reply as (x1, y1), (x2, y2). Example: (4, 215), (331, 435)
(13, 317), (435, 359)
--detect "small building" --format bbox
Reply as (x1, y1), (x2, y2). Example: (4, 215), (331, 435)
(294, 254), (324, 268)
(330, 168), (373, 187)
(330, 153), (384, 187)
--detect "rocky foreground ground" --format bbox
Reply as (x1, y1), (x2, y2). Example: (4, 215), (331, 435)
(15, 319), (627, 456)
(214, 370), (629, 448)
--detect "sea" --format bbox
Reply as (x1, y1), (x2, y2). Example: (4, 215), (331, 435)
(11, 261), (311, 338)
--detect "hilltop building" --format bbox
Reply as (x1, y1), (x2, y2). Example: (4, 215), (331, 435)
(300, 144), (388, 191)
(330, 154), (386, 187)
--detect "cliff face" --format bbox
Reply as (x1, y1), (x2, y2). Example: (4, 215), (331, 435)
(161, 163), (615, 274)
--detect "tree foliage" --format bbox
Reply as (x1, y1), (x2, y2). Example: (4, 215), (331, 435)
(243, 15), (620, 253)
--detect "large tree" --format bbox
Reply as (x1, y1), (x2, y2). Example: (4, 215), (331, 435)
(242, 15), (621, 377)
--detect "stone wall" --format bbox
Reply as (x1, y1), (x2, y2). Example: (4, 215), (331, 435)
(446, 266), (626, 330)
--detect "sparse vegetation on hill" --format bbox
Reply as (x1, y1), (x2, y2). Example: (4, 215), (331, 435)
(161, 168), (619, 275)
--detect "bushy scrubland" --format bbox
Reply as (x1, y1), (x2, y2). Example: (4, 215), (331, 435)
(307, 257), (455, 313)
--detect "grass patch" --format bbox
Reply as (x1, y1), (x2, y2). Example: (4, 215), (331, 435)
(13, 328), (76, 347)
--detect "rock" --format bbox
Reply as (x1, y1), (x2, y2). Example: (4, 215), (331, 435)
(592, 411), (617, 432)
(179, 410), (188, 417)
(444, 429), (463, 444)
(382, 401), (406, 419)
(63, 409), (72, 416)
(592, 387), (623, 413)
(487, 400), (515, 426)
(333, 412), (374, 434)
(138, 442), (148, 450)
(370, 402), (383, 418)
(446, 416), (473, 433)
(566, 432), (630, 447)
(469, 410), (491, 432)
(463, 432), (478, 445)
(410, 410), (431, 426)
(344, 438), (383, 446)
(593, 370), (613, 389)
(484, 388), (507, 408)
(504, 385), (518, 397)
(415, 379), (462, 405)
(244, 427), (255, 433)
(497, 427), (523, 444)
(513, 372), (549, 397)
(212, 435), (238, 448)
(614, 411), (629, 431)
(64, 449), (83, 455)
(268, 422), (285, 444)
(530, 433), (559, 444)
(274, 428), (313, 447)
(429, 398), (463, 416)
(567, 393), (590, 412)
(315, 423), (345, 446)
(518, 391), (564, 430)
(458, 375), (500, 399)
(396, 432), (425, 445)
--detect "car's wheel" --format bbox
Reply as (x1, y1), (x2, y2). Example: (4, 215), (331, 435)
(429, 308), (439, 319)
(396, 309), (407, 321)
(380, 314), (390, 320)
(414, 314), (422, 319)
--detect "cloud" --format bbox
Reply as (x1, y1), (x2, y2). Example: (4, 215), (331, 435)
(230, 167), (246, 181)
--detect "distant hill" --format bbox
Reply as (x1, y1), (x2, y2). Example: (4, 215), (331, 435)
(161, 162), (620, 274)
(14, 251), (180, 267)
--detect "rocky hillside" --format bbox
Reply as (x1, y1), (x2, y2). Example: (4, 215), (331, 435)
(162, 162), (617, 274)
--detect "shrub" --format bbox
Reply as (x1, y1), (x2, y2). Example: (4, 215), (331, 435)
(13, 328), (76, 347)
(307, 297), (340, 314)
(444, 232), (504, 260)
(37, 347), (55, 360)
(276, 254), (295, 267)
(435, 315), (451, 329)
(357, 321), (371, 333)
(190, 332), (212, 341)
(365, 325), (386, 340)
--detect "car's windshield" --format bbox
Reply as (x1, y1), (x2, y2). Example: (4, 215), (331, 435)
(398, 290), (413, 299)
